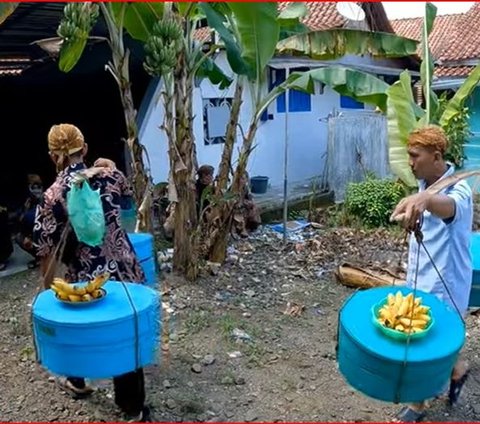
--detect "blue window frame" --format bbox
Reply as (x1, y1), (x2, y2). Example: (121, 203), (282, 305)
(270, 67), (312, 113)
(340, 95), (364, 109)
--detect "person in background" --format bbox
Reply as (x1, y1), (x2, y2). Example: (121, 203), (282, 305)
(232, 172), (261, 237)
(15, 174), (43, 269)
(33, 123), (150, 422)
(196, 165), (215, 217)
(390, 125), (472, 422)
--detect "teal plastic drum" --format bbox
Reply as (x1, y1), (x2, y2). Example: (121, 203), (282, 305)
(338, 286), (465, 403)
(128, 232), (158, 288)
(32, 281), (160, 379)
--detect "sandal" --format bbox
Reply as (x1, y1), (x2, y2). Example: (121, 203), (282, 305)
(55, 377), (95, 399)
(449, 370), (470, 406)
(395, 406), (426, 422)
(127, 406), (151, 423)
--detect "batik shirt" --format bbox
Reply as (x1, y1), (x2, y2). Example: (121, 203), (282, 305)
(33, 162), (145, 283)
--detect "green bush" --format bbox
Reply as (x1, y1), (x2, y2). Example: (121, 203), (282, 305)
(345, 177), (406, 227)
(435, 92), (472, 168)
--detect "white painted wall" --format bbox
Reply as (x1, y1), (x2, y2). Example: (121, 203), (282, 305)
(138, 52), (379, 188)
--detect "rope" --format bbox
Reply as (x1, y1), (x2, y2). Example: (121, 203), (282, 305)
(120, 282), (140, 371)
(394, 233), (421, 403)
(393, 216), (467, 402)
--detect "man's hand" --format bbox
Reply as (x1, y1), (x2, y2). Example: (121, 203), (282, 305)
(94, 158), (116, 169)
(390, 192), (431, 231)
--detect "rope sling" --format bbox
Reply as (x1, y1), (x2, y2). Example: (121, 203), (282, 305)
(393, 217), (466, 403)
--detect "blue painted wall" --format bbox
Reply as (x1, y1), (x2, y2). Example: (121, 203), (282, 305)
(461, 87), (480, 191)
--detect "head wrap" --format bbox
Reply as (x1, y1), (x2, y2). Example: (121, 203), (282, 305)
(407, 125), (448, 156)
(48, 123), (84, 156)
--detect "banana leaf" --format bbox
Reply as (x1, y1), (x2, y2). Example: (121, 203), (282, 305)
(419, 2), (438, 124)
(276, 29), (418, 60)
(278, 2), (309, 40)
(228, 2), (280, 81)
(439, 64), (480, 128)
(196, 57), (233, 90)
(59, 33), (90, 73)
(198, 3), (251, 77)
(386, 71), (418, 187)
(0, 2), (17, 25)
(256, 66), (390, 122)
(58, 4), (100, 73)
(111, 2), (164, 42)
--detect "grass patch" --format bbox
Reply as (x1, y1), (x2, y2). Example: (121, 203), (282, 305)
(183, 309), (212, 334)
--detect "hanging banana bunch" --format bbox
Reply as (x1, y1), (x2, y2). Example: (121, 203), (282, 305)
(144, 19), (183, 77)
(57, 3), (99, 42)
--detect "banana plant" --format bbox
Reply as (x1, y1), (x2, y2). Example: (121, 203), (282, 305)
(0, 2), (17, 25)
(199, 1), (419, 263)
(387, 2), (480, 187)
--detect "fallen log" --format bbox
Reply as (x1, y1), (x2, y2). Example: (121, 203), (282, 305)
(335, 262), (406, 289)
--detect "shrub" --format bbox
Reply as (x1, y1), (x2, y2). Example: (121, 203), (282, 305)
(345, 176), (406, 227)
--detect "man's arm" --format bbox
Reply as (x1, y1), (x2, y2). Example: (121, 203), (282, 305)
(390, 191), (455, 230)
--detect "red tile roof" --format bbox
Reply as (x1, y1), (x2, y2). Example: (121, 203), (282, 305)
(435, 65), (474, 78)
(438, 3), (480, 62)
(392, 3), (480, 78)
(391, 14), (462, 60)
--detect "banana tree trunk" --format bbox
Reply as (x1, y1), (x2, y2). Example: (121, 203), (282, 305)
(112, 49), (152, 233)
(208, 120), (258, 264)
(172, 50), (199, 280)
(216, 78), (244, 193)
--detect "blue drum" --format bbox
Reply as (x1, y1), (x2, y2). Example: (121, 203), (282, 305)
(128, 232), (157, 288)
(469, 232), (480, 307)
(32, 281), (160, 379)
(337, 286), (465, 403)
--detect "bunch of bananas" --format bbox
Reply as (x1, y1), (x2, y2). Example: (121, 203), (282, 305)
(377, 291), (431, 334)
(57, 3), (99, 42)
(144, 20), (183, 77)
(51, 273), (110, 303)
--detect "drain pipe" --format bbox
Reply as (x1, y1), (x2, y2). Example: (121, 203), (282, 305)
(283, 67), (290, 243)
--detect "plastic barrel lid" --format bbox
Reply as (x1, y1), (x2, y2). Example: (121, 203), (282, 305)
(33, 281), (157, 327)
(340, 286), (465, 363)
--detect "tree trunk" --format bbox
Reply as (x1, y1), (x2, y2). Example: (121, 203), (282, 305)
(216, 79), (244, 193)
(171, 49), (199, 280)
(112, 48), (152, 234)
(207, 121), (258, 264)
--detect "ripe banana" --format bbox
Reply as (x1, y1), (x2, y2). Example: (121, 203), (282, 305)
(51, 272), (109, 303)
(376, 291), (431, 335)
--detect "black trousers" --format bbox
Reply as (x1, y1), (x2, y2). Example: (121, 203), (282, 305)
(68, 369), (145, 416)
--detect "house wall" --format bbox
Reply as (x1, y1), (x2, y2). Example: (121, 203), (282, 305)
(138, 52), (383, 189)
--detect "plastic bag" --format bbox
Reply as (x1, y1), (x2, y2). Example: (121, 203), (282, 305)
(66, 175), (106, 247)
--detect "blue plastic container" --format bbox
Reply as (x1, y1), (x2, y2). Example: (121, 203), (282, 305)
(32, 281), (160, 379)
(470, 232), (480, 307)
(128, 233), (157, 288)
(338, 286), (465, 403)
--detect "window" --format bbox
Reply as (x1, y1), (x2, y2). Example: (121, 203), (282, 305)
(340, 95), (364, 109)
(270, 67), (312, 113)
(203, 97), (233, 145)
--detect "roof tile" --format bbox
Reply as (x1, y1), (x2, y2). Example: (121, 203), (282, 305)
(391, 14), (463, 60)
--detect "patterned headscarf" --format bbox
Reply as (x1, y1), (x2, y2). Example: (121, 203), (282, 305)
(48, 124), (85, 171)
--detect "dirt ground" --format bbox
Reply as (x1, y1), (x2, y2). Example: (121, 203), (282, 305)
(1, 225), (480, 422)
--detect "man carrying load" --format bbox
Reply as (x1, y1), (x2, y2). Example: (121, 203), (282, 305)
(390, 125), (472, 422)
